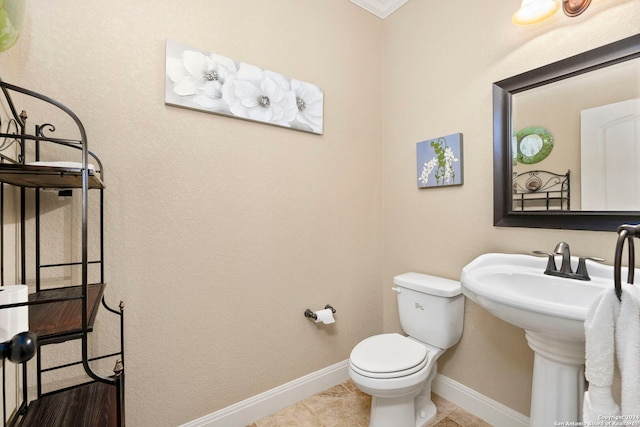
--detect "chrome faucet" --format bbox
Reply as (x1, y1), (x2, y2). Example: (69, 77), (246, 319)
(554, 241), (573, 275)
(533, 242), (605, 281)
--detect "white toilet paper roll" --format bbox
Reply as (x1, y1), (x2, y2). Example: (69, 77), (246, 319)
(314, 308), (335, 324)
(0, 285), (29, 342)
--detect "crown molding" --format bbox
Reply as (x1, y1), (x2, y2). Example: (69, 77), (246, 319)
(350, 0), (409, 19)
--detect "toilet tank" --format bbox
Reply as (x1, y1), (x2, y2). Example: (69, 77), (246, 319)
(393, 272), (464, 349)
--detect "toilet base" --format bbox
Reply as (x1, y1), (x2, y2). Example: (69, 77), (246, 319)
(366, 363), (438, 427)
(413, 364), (438, 427)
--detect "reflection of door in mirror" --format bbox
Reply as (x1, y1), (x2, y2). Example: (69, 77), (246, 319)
(581, 98), (640, 210)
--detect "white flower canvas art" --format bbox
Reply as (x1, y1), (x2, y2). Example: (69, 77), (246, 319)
(165, 39), (324, 134)
(416, 133), (463, 188)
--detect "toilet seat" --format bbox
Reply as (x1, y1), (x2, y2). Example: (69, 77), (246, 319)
(349, 333), (430, 379)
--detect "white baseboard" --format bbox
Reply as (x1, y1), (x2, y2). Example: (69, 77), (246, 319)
(180, 360), (350, 427)
(432, 373), (530, 427)
(180, 360), (530, 427)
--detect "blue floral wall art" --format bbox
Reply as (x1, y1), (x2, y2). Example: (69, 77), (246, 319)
(165, 39), (324, 135)
(416, 133), (463, 188)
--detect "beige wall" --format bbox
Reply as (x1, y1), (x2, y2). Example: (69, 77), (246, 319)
(382, 0), (640, 417)
(3, 0), (640, 425)
(3, 1), (383, 425)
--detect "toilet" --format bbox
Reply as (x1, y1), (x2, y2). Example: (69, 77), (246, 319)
(349, 272), (464, 427)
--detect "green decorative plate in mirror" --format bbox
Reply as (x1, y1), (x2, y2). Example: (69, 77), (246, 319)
(0, 0), (26, 52)
(516, 126), (553, 164)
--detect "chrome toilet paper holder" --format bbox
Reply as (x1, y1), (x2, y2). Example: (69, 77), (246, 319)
(304, 304), (336, 320)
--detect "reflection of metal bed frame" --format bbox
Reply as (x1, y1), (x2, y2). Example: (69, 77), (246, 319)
(512, 170), (570, 211)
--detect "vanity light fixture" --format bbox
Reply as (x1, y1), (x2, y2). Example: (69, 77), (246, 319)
(513, 0), (560, 25)
(562, 0), (591, 17)
(513, 0), (592, 25)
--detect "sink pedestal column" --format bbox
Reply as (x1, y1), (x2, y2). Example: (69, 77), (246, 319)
(525, 331), (586, 427)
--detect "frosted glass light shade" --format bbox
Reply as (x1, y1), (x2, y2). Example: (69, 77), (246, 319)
(512, 0), (560, 25)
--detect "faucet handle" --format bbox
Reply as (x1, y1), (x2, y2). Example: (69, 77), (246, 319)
(575, 256), (606, 281)
(533, 250), (554, 256)
(580, 256), (605, 263)
(533, 250), (557, 274)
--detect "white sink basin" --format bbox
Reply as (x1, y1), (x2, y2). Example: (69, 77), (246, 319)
(460, 252), (615, 341)
(460, 254), (640, 427)
(461, 252), (632, 426)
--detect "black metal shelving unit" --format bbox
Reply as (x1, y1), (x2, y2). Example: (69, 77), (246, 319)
(0, 79), (124, 427)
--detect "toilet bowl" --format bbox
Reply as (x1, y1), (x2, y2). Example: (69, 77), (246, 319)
(348, 273), (464, 427)
(349, 334), (443, 426)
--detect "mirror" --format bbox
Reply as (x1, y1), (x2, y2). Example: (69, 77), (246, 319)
(493, 33), (640, 231)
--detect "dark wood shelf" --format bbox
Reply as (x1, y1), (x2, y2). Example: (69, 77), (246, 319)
(0, 164), (104, 189)
(29, 284), (106, 345)
(19, 381), (119, 427)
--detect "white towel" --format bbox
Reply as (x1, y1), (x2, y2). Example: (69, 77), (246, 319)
(584, 287), (620, 421)
(616, 285), (640, 422)
(584, 386), (621, 422)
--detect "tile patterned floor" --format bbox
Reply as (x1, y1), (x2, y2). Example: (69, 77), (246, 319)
(247, 380), (491, 427)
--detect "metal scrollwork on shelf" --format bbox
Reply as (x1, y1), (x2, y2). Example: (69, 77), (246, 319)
(36, 123), (56, 138)
(512, 170), (571, 211)
(0, 116), (23, 164)
(0, 83), (26, 163)
(513, 171), (567, 193)
(0, 117), (19, 151)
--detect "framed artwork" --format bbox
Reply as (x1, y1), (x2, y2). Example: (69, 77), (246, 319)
(165, 39), (324, 135)
(417, 133), (463, 188)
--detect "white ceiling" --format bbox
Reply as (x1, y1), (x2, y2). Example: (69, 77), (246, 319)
(350, 0), (410, 19)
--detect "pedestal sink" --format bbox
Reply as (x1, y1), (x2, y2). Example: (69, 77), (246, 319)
(460, 253), (623, 427)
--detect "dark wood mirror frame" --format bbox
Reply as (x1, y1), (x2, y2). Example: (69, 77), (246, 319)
(493, 33), (640, 232)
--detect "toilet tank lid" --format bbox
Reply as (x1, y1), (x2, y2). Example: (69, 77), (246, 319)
(393, 272), (461, 297)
